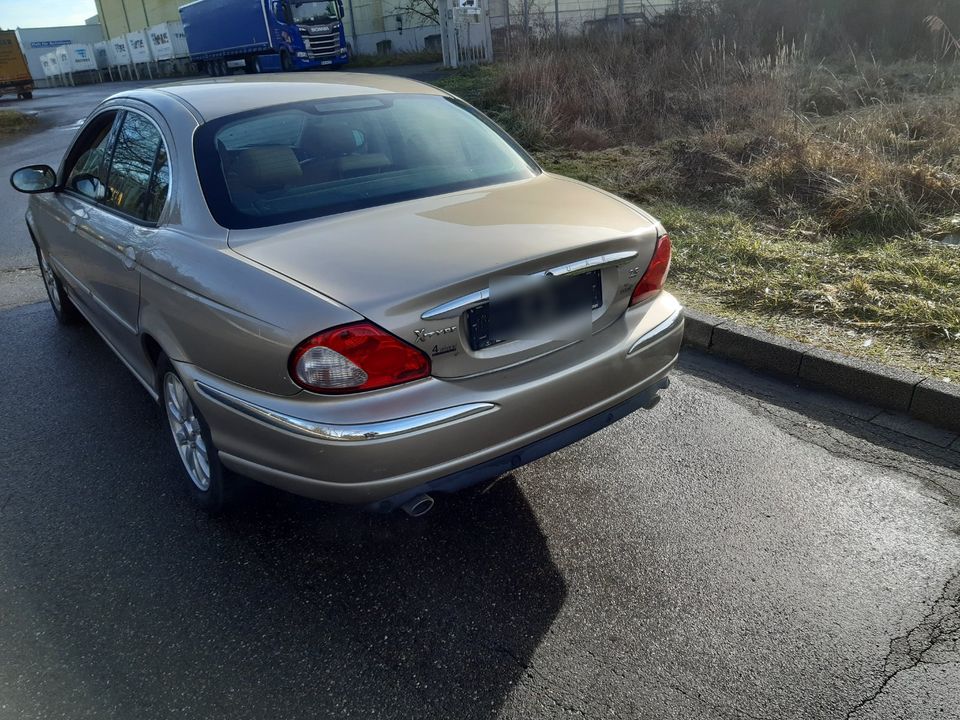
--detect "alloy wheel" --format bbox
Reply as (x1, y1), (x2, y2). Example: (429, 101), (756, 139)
(164, 372), (212, 492)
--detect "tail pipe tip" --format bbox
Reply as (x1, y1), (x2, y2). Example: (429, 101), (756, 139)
(400, 494), (435, 518)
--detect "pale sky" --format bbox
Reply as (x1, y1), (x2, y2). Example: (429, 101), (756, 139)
(0, 0), (98, 30)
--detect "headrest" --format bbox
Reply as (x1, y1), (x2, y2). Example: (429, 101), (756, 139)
(320, 123), (359, 157)
(235, 146), (303, 189)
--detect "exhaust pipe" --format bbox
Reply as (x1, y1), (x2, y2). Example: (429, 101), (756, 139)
(400, 494), (435, 518)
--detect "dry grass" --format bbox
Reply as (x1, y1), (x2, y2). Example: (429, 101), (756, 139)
(479, 34), (796, 150)
(435, 16), (960, 380)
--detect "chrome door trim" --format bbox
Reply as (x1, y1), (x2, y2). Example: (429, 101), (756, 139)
(421, 250), (639, 321)
(195, 381), (498, 442)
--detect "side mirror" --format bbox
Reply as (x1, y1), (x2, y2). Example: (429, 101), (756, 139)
(72, 173), (106, 201)
(10, 165), (57, 194)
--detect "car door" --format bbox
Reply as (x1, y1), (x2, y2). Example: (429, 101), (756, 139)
(50, 107), (171, 362)
(34, 108), (121, 316)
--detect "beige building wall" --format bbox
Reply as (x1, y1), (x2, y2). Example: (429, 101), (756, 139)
(94, 0), (181, 37)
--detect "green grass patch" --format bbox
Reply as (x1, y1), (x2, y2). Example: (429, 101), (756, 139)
(0, 110), (36, 134)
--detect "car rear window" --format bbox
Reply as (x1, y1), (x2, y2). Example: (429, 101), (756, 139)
(194, 94), (540, 229)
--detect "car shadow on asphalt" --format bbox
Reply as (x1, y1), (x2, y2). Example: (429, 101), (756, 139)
(678, 349), (960, 500)
(0, 306), (566, 719)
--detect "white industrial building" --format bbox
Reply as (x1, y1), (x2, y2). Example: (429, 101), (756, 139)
(15, 24), (105, 87)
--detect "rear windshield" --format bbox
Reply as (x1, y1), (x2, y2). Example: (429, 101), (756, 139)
(194, 94), (539, 229)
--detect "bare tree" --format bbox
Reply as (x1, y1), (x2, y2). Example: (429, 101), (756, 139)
(394, 0), (441, 26)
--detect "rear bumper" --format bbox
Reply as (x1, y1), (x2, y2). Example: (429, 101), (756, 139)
(364, 375), (671, 512)
(179, 293), (684, 505)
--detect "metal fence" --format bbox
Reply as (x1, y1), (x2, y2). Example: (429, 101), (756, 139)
(488, 0), (686, 34)
(435, 0), (702, 66)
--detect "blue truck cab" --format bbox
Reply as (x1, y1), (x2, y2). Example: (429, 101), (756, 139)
(179, 0), (349, 75)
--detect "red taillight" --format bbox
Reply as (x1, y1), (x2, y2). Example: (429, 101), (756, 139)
(290, 322), (431, 394)
(630, 233), (672, 307)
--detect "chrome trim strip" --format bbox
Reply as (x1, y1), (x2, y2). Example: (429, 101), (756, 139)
(544, 250), (638, 278)
(194, 382), (497, 442)
(421, 250), (639, 321)
(421, 289), (489, 321)
(627, 307), (684, 357)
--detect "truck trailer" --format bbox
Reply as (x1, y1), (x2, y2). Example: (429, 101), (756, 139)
(179, 0), (349, 75)
(0, 30), (34, 100)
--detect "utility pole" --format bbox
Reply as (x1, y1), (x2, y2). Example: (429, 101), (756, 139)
(617, 0), (624, 36)
(554, 0), (559, 42)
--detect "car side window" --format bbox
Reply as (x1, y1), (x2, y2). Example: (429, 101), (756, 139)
(63, 111), (120, 202)
(104, 111), (170, 223)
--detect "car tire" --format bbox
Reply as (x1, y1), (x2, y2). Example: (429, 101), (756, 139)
(245, 55), (261, 74)
(35, 244), (80, 325)
(158, 356), (233, 513)
(281, 50), (293, 72)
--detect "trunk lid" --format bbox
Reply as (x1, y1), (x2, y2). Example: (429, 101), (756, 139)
(228, 173), (661, 378)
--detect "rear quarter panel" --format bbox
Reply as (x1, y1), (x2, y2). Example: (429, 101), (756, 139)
(138, 230), (362, 396)
(130, 90), (361, 396)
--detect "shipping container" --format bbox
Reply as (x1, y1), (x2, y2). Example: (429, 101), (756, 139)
(0, 30), (34, 99)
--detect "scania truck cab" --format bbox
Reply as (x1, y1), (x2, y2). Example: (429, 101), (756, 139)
(180, 0), (349, 76)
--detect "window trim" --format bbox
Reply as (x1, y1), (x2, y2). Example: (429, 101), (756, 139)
(60, 105), (174, 229)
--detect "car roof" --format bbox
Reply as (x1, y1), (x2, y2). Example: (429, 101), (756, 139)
(114, 73), (450, 122)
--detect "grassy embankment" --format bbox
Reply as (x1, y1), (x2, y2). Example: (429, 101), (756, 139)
(0, 109), (36, 134)
(436, 36), (960, 382)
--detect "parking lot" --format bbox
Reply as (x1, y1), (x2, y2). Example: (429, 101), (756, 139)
(1, 82), (959, 720)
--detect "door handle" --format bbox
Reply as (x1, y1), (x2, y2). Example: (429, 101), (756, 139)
(121, 246), (137, 270)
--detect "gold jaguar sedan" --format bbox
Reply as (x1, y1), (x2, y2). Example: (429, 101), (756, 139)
(10, 74), (683, 516)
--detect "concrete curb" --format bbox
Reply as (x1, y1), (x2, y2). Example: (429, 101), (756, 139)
(682, 308), (960, 433)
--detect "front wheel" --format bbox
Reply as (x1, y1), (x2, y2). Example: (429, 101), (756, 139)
(280, 50), (294, 72)
(160, 359), (232, 513)
(36, 245), (80, 325)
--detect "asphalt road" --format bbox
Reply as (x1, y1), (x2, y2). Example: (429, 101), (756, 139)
(1, 300), (958, 720)
(1, 77), (959, 720)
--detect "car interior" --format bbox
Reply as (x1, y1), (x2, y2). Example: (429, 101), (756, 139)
(212, 98), (521, 219)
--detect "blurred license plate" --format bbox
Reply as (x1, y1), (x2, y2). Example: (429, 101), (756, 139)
(466, 270), (602, 351)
